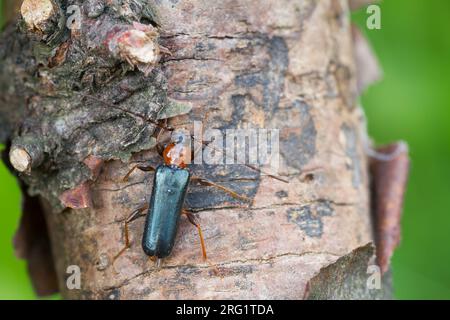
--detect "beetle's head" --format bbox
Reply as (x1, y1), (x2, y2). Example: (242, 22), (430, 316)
(162, 130), (190, 168)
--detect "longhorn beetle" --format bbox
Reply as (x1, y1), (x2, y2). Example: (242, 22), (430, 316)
(82, 93), (287, 265)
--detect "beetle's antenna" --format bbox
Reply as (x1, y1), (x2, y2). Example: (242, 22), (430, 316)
(80, 93), (175, 131)
(80, 94), (288, 183)
(189, 136), (289, 183)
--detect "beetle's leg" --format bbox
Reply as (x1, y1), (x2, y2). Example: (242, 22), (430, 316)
(123, 121), (170, 182)
(113, 203), (149, 262)
(182, 210), (207, 261)
(123, 164), (156, 182)
(156, 144), (164, 157)
(182, 210), (224, 277)
(190, 176), (252, 203)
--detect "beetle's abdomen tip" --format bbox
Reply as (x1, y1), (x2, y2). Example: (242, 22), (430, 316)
(142, 243), (171, 259)
(142, 243), (155, 257)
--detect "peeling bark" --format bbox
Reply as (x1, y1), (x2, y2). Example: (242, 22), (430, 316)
(0, 0), (396, 299)
(370, 143), (409, 274)
(305, 243), (392, 300)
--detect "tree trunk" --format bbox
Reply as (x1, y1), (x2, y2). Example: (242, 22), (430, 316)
(1, 0), (394, 299)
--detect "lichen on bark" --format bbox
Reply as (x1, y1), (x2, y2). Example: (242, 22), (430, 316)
(1, 0), (190, 211)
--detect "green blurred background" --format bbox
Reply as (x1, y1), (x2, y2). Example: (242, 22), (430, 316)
(353, 0), (450, 299)
(0, 1), (449, 299)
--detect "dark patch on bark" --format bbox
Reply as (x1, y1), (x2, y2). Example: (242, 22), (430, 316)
(230, 94), (248, 125)
(104, 288), (121, 300)
(280, 101), (317, 170)
(275, 190), (288, 199)
(287, 200), (334, 238)
(264, 36), (289, 112)
(233, 35), (288, 114)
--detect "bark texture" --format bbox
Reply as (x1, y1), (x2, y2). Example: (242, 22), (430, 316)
(1, 0), (393, 299)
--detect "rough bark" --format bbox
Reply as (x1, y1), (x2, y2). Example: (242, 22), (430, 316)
(0, 0), (395, 299)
